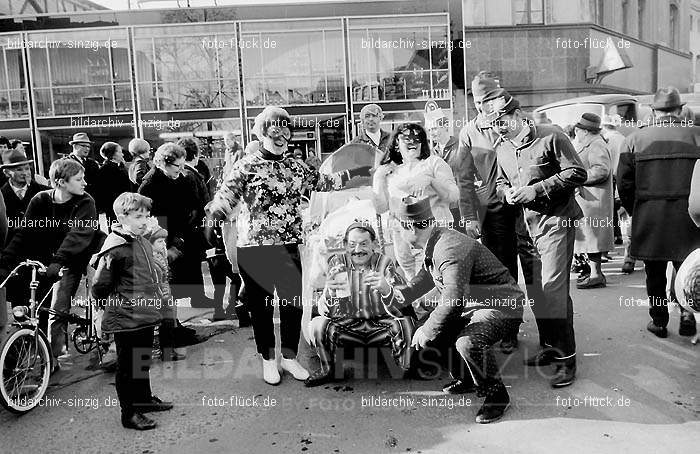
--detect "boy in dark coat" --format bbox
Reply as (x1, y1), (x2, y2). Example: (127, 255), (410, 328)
(91, 192), (173, 430)
(0, 158), (99, 364)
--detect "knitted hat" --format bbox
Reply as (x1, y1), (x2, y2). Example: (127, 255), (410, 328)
(575, 113), (602, 132)
(471, 71), (501, 100)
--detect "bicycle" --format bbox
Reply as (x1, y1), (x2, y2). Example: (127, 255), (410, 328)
(0, 260), (106, 414)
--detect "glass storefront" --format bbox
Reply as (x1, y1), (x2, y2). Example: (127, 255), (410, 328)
(240, 19), (345, 107)
(2, 13), (451, 172)
(347, 15), (451, 103)
(0, 33), (29, 119)
(132, 23), (241, 112)
(26, 28), (132, 117)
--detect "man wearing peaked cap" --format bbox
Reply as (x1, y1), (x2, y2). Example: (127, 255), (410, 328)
(458, 72), (546, 356)
(482, 87), (587, 389)
(351, 103), (391, 158)
(371, 195), (526, 424)
(617, 86), (700, 340)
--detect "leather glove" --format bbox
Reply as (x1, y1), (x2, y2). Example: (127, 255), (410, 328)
(46, 262), (64, 281)
(204, 209), (226, 248)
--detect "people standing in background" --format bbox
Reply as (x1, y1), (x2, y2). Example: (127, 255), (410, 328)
(571, 113), (614, 289)
(426, 111), (480, 237)
(458, 71), (546, 354)
(138, 142), (213, 308)
(483, 88), (586, 388)
(351, 104), (391, 159)
(305, 146), (321, 170)
(128, 138), (152, 189)
(1, 147), (50, 246)
(96, 142), (132, 229)
(617, 86), (700, 339)
(601, 114), (636, 273)
(67, 132), (100, 199)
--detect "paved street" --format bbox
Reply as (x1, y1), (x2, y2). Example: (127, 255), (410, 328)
(1, 246), (699, 454)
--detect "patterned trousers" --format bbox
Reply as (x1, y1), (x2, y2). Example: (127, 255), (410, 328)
(453, 309), (509, 395)
(309, 316), (415, 371)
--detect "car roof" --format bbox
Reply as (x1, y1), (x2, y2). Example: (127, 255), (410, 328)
(537, 94), (638, 111)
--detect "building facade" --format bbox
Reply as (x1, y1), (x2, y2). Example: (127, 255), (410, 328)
(0, 0), (458, 174)
(464, 0), (693, 112)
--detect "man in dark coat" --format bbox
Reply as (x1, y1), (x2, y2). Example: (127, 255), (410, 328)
(128, 138), (152, 190)
(0, 148), (49, 246)
(67, 132), (100, 199)
(617, 86), (700, 339)
(350, 104), (391, 160)
(96, 142), (133, 228)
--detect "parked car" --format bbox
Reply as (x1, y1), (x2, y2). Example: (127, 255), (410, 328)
(535, 92), (700, 135)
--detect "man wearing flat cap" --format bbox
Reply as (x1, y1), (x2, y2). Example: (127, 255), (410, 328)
(351, 104), (391, 157)
(458, 71), (546, 354)
(305, 221), (415, 387)
(67, 132), (100, 199)
(617, 86), (700, 340)
(482, 87), (586, 388)
(369, 196), (525, 423)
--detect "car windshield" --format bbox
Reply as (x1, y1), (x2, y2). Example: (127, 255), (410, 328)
(539, 103), (604, 128)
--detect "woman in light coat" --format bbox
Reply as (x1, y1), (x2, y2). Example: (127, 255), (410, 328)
(572, 113), (614, 289)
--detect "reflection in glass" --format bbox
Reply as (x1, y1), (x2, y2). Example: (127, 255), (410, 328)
(26, 29), (132, 117)
(348, 17), (451, 102)
(241, 21), (345, 106)
(0, 36), (29, 119)
(133, 24), (240, 112)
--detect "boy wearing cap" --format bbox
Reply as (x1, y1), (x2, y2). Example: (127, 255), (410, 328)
(370, 196), (525, 423)
(305, 221), (415, 387)
(617, 86), (700, 339)
(481, 88), (586, 388)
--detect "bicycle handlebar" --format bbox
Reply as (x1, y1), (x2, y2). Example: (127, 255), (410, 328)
(0, 260), (67, 289)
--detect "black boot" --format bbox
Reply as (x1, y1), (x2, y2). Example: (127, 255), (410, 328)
(442, 378), (476, 394)
(679, 311), (697, 336)
(550, 358), (576, 388)
(121, 412), (156, 430)
(304, 365), (336, 387)
(523, 347), (557, 366)
(475, 383), (510, 424)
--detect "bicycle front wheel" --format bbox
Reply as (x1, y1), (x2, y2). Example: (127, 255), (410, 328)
(0, 327), (52, 414)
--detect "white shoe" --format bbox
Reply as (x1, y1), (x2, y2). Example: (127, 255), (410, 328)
(280, 358), (309, 381)
(262, 358), (281, 385)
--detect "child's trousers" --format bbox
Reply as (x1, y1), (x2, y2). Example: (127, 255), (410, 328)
(114, 327), (154, 417)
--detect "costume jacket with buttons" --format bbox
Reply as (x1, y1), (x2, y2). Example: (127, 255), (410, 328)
(390, 227), (525, 341)
(495, 124), (586, 220)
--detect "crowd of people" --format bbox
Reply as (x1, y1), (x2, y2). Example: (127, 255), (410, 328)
(1, 70), (700, 430)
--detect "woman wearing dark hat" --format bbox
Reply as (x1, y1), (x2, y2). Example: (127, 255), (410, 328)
(572, 113), (614, 289)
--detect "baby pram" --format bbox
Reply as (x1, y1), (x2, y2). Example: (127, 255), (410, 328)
(300, 143), (391, 342)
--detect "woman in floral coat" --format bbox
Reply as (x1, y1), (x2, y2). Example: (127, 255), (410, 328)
(205, 106), (371, 385)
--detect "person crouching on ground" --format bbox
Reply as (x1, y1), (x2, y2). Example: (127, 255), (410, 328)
(91, 192), (173, 431)
(372, 196), (526, 424)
